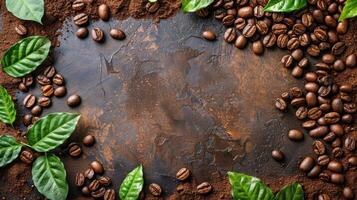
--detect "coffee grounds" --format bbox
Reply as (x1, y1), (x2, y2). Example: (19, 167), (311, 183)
(0, 0), (356, 199)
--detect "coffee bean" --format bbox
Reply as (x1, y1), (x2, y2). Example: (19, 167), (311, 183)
(272, 24), (287, 35)
(317, 117), (327, 126)
(302, 13), (313, 27)
(288, 129), (304, 141)
(176, 168), (190, 181)
(98, 176), (111, 186)
(224, 28), (236, 43)
(84, 168), (95, 179)
(332, 147), (343, 158)
(242, 24), (256, 38)
(308, 107), (322, 120)
(31, 105), (42, 116)
(222, 14), (235, 26)
(82, 186), (90, 196)
(346, 54), (356, 68)
(238, 6), (253, 18)
(332, 138), (342, 148)
(307, 45), (320, 57)
(330, 124), (344, 136)
(344, 136), (356, 151)
(92, 28), (104, 42)
(341, 114), (352, 123)
(281, 92), (290, 101)
(32, 116), (39, 124)
(305, 72), (317, 82)
(23, 114), (32, 126)
(15, 24), (28, 36)
(254, 5), (264, 18)
(104, 189), (116, 200)
(296, 107), (308, 119)
(235, 35), (247, 49)
(327, 160), (343, 173)
(272, 13), (284, 22)
(330, 173), (344, 184)
(312, 9), (324, 23)
(340, 84), (352, 93)
(331, 98), (343, 113)
(75, 172), (85, 187)
(299, 33), (311, 47)
(318, 194), (331, 200)
(317, 155), (329, 166)
(318, 86), (331, 97)
(298, 58), (309, 68)
(76, 27), (88, 39)
(98, 4), (110, 21)
(291, 49), (304, 61)
(38, 97), (51, 108)
(202, 31), (216, 41)
(90, 160), (104, 174)
(68, 143), (82, 157)
(331, 42), (346, 55)
(256, 20), (268, 35)
(275, 98), (287, 111)
(146, 1), (160, 13)
(195, 8), (210, 18)
(110, 28), (126, 40)
(72, 0), (85, 11)
(67, 94), (81, 107)
(214, 9), (226, 20)
(281, 55), (293, 68)
(305, 82), (319, 93)
(306, 92), (317, 107)
(73, 13), (89, 26)
(53, 74), (65, 86)
(197, 182), (212, 195)
(234, 18), (246, 30)
(333, 59), (345, 72)
(83, 135), (95, 146)
(309, 126), (329, 138)
(91, 187), (105, 198)
(343, 187), (354, 199)
(312, 140), (326, 155)
(317, 0), (327, 10)
(20, 149), (34, 164)
(291, 97), (306, 107)
(302, 120), (316, 130)
(348, 156), (357, 167)
(319, 172), (330, 182)
(287, 37), (300, 51)
(325, 15), (337, 28)
(344, 103), (357, 113)
(41, 85), (54, 97)
(252, 40), (264, 55)
(271, 150), (284, 162)
(292, 23), (306, 36)
(18, 83), (28, 93)
(291, 66), (303, 78)
(313, 27), (328, 42)
(324, 112), (340, 124)
(299, 156), (315, 172)
(88, 179), (100, 191)
(149, 183), (162, 196)
(320, 103), (330, 112)
(36, 75), (51, 86)
(23, 94), (36, 108)
(307, 165), (321, 178)
(277, 34), (289, 49)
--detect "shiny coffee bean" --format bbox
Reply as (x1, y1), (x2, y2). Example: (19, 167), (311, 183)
(306, 92), (317, 107)
(67, 94), (81, 107)
(271, 150), (284, 162)
(15, 24), (28, 36)
(242, 24), (256, 38)
(252, 40), (264, 55)
(333, 59), (345, 72)
(38, 97), (51, 108)
(76, 28), (88, 39)
(341, 114), (352, 123)
(43, 66), (56, 78)
(91, 187), (106, 198)
(41, 85), (54, 97)
(332, 138), (342, 148)
(53, 74), (65, 86)
(83, 135), (95, 146)
(346, 54), (356, 68)
(54, 86), (67, 97)
(20, 149), (34, 164)
(348, 156), (357, 167)
(224, 28), (236, 43)
(235, 35), (247, 49)
(88, 179), (100, 191)
(309, 126), (329, 138)
(296, 107), (308, 119)
(319, 172), (330, 182)
(277, 34), (289, 48)
(299, 156), (315, 172)
(73, 13), (89, 26)
(324, 112), (340, 124)
(331, 98), (343, 113)
(23, 94), (36, 108)
(317, 155), (329, 166)
(18, 82), (28, 92)
(82, 186), (90, 196)
(90, 160), (104, 174)
(149, 183), (162, 196)
(327, 160), (343, 173)
(202, 31), (216, 41)
(330, 173), (344, 184)
(291, 66), (303, 78)
(84, 168), (95, 179)
(23, 114), (33, 126)
(110, 28), (126, 40)
(195, 8), (210, 18)
(75, 172), (85, 187)
(291, 97), (306, 107)
(305, 72), (317, 82)
(98, 176), (111, 186)
(308, 107), (322, 120)
(98, 4), (110, 21)
(36, 75), (51, 85)
(307, 165), (321, 178)
(256, 21), (268, 35)
(318, 194), (331, 200)
(146, 1), (160, 13)
(291, 49), (303, 61)
(176, 168), (190, 181)
(307, 45), (320, 57)
(31, 105), (42, 116)
(72, 0), (85, 11)
(312, 140), (325, 155)
(281, 55), (293, 68)
(68, 143), (82, 157)
(332, 147), (343, 158)
(305, 82), (319, 93)
(343, 187), (354, 199)
(275, 98), (287, 111)
(287, 37), (300, 51)
(330, 124), (344, 136)
(344, 136), (356, 151)
(331, 42), (346, 55)
(344, 103), (357, 113)
(197, 182), (212, 195)
(104, 189), (116, 200)
(337, 20), (348, 34)
(288, 129), (304, 141)
(92, 28), (105, 42)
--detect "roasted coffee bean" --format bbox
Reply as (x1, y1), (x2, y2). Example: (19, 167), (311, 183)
(282, 17), (294, 27)
(149, 183), (162, 196)
(305, 82), (319, 93)
(202, 31), (216, 41)
(346, 54), (356, 68)
(298, 58), (309, 68)
(333, 59), (345, 72)
(92, 28), (104, 42)
(331, 98), (343, 113)
(319, 172), (330, 182)
(146, 1), (160, 13)
(341, 114), (352, 123)
(291, 97), (306, 107)
(222, 14), (235, 26)
(72, 0), (85, 11)
(307, 165), (321, 178)
(324, 112), (340, 124)
(66, 94), (81, 107)
(214, 9), (226, 20)
(302, 13), (313, 27)
(261, 33), (276, 48)
(224, 28), (236, 43)
(41, 85), (54, 97)
(291, 49), (304, 61)
(38, 97), (51, 108)
(272, 24), (287, 35)
(332, 138), (342, 148)
(340, 84), (352, 93)
(309, 126), (329, 138)
(318, 75), (333, 86)
(251, 40), (264, 55)
(330, 173), (344, 184)
(306, 92), (317, 107)
(235, 35), (247, 49)
(302, 120), (316, 130)
(313, 27), (327, 41)
(332, 147), (343, 158)
(110, 28), (126, 40)
(104, 189), (116, 200)
(343, 187), (354, 199)
(281, 92), (290, 101)
(82, 186), (90, 196)
(23, 114), (32, 126)
(197, 182), (212, 194)
(312, 9), (324, 23)
(299, 156), (315, 172)
(90, 160), (104, 174)
(255, 21), (268, 35)
(31, 105), (42, 116)
(307, 45), (320, 57)
(317, 117), (327, 125)
(83, 135), (95, 146)
(18, 83), (28, 92)
(320, 103), (330, 112)
(337, 20), (348, 34)
(296, 107), (308, 119)
(318, 194), (331, 200)
(223, 0), (234, 9)
(348, 156), (357, 167)
(316, 0), (327, 10)
(341, 92), (353, 102)
(238, 6), (253, 18)
(254, 5), (264, 18)
(327, 160), (343, 173)
(291, 66), (304, 78)
(15, 24), (28, 36)
(54, 86), (67, 97)
(88, 179), (100, 191)
(318, 96), (330, 105)
(272, 13), (284, 22)
(315, 62), (330, 71)
(325, 15), (337, 28)
(73, 13), (89, 26)
(319, 42), (331, 51)
(176, 168), (190, 181)
(75, 172), (85, 187)
(84, 168), (95, 179)
(20, 149), (34, 164)
(76, 27), (88, 39)
(275, 98), (287, 111)
(344, 103), (357, 113)
(299, 33), (311, 47)
(317, 155), (329, 166)
(312, 140), (325, 155)
(292, 23), (306, 36)
(242, 24), (256, 38)
(36, 75), (51, 86)
(288, 129), (304, 141)
(23, 94), (36, 108)
(98, 4), (110, 21)
(281, 55), (293, 68)
(195, 8), (210, 18)
(234, 18), (246, 30)
(277, 34), (289, 49)
(91, 187), (106, 198)
(43, 66), (56, 79)
(287, 37), (300, 51)
(98, 176), (111, 186)
(318, 86), (331, 97)
(53, 74), (65, 85)
(331, 42), (346, 55)
(308, 107), (322, 120)
(305, 72), (317, 82)
(68, 143), (82, 157)
(330, 124), (344, 136)
(344, 136), (356, 151)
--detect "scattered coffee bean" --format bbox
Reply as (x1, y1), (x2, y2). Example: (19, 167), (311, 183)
(20, 149), (34, 164)
(90, 160), (104, 174)
(15, 24), (27, 36)
(343, 187), (354, 199)
(98, 4), (110, 21)
(23, 94), (36, 108)
(149, 183), (162, 196)
(110, 28), (126, 40)
(23, 114), (33, 126)
(252, 40), (264, 55)
(224, 28), (236, 43)
(54, 86), (67, 97)
(348, 156), (357, 167)
(317, 155), (329, 166)
(43, 66), (56, 78)
(275, 98), (287, 111)
(88, 179), (100, 191)
(91, 187), (105, 198)
(307, 165), (321, 178)
(235, 35), (247, 49)
(53, 74), (65, 86)
(36, 75), (51, 86)
(318, 194), (331, 200)
(242, 24), (256, 38)
(31, 105), (42, 116)
(72, 0), (85, 11)
(41, 85), (54, 97)
(18, 82), (28, 92)
(332, 147), (343, 158)
(312, 140), (325, 155)
(83, 135), (95, 146)
(327, 160), (343, 173)
(104, 189), (116, 200)
(197, 182), (212, 195)
(67, 94), (81, 107)
(344, 136), (355, 151)
(73, 13), (89, 26)
(98, 176), (111, 186)
(176, 168), (190, 181)
(68, 143), (82, 157)
(92, 28), (105, 42)
(299, 157), (315, 172)
(38, 97), (51, 108)
(146, 1), (160, 13)
(271, 150), (284, 162)
(281, 55), (293, 68)
(346, 53), (356, 68)
(76, 28), (89, 39)
(288, 129), (304, 141)
(75, 172), (85, 187)
(84, 168), (95, 180)
(202, 31), (216, 41)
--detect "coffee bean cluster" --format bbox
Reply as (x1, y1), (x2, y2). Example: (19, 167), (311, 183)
(76, 160), (116, 200)
(72, 1), (126, 42)
(20, 66), (81, 127)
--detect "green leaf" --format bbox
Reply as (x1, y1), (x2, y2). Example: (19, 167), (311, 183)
(181, 0), (214, 13)
(264, 0), (307, 13)
(5, 0), (44, 24)
(0, 135), (22, 167)
(148, 0), (157, 2)
(228, 171), (274, 200)
(0, 86), (16, 125)
(339, 0), (357, 21)
(32, 154), (68, 200)
(1, 36), (51, 78)
(119, 165), (144, 200)
(27, 112), (80, 152)
(275, 183), (304, 200)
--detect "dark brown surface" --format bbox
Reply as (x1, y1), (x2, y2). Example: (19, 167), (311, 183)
(0, 0), (356, 200)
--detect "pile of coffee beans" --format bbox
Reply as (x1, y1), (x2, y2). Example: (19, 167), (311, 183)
(19, 66), (81, 127)
(197, 0), (355, 199)
(72, 1), (126, 42)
